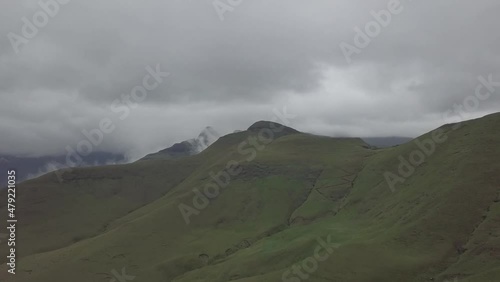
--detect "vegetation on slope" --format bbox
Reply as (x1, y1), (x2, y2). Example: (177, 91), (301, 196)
(1, 114), (499, 282)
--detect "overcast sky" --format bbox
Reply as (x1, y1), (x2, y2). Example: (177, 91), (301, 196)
(1, 0), (499, 160)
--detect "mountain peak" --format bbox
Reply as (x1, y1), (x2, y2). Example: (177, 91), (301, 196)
(248, 120), (300, 134)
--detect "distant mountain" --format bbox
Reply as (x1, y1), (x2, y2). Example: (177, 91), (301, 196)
(0, 152), (125, 187)
(1, 126), (221, 185)
(141, 126), (220, 160)
(4, 115), (500, 282)
(361, 136), (412, 148)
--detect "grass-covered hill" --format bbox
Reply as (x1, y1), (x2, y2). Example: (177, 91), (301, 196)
(1, 114), (499, 282)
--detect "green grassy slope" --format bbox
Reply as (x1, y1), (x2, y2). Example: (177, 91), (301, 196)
(0, 158), (201, 260)
(1, 115), (499, 282)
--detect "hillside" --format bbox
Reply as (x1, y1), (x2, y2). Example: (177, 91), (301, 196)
(0, 152), (125, 187)
(1, 115), (499, 282)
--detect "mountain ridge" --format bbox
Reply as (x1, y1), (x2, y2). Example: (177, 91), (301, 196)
(141, 126), (221, 161)
(1, 114), (499, 281)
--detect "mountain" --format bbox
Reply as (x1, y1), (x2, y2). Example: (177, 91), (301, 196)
(0, 127), (220, 187)
(0, 152), (125, 187)
(361, 136), (413, 148)
(1, 114), (500, 282)
(141, 126), (220, 160)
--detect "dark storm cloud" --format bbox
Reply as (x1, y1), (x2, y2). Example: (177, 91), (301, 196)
(0, 0), (499, 159)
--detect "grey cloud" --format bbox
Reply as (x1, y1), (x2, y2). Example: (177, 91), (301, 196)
(0, 0), (499, 159)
